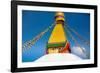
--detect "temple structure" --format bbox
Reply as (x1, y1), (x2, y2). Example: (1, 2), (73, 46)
(46, 12), (71, 54)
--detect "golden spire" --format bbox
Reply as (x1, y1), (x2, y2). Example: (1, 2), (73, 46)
(47, 12), (67, 47)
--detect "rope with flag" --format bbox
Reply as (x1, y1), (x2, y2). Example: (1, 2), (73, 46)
(64, 26), (88, 58)
(65, 24), (90, 46)
(64, 26), (85, 54)
(22, 23), (55, 49)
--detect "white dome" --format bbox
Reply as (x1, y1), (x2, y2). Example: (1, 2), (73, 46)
(35, 53), (82, 62)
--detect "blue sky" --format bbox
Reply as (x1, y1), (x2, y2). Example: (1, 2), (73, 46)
(22, 10), (90, 62)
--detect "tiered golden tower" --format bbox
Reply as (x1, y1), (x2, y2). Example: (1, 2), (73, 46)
(46, 12), (70, 54)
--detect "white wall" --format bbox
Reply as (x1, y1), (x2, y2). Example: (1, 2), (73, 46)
(0, 0), (99, 73)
